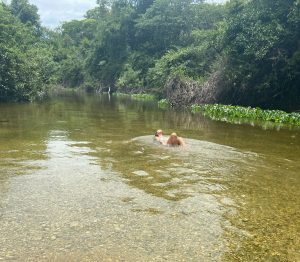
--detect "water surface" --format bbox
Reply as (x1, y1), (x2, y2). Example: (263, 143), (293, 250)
(0, 93), (299, 261)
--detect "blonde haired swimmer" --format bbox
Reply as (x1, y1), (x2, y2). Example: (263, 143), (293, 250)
(154, 129), (166, 145)
(166, 132), (185, 146)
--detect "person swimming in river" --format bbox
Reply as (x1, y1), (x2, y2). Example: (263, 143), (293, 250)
(166, 132), (185, 146)
(154, 129), (166, 145)
(154, 130), (185, 146)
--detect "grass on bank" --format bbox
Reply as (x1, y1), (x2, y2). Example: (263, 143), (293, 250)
(131, 94), (156, 100)
(158, 99), (171, 108)
(114, 93), (156, 101)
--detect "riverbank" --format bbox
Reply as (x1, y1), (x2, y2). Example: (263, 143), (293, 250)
(114, 93), (300, 127)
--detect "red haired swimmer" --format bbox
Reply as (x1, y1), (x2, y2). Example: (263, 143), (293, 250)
(166, 132), (185, 146)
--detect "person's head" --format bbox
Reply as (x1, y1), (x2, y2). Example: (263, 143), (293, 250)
(168, 132), (180, 145)
(155, 129), (163, 137)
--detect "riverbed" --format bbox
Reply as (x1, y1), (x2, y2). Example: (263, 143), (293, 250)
(0, 93), (299, 261)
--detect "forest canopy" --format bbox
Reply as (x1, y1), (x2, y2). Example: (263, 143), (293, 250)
(0, 0), (299, 111)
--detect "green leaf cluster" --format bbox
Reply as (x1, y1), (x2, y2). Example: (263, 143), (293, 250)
(0, 0), (61, 102)
(158, 98), (171, 108)
(221, 0), (300, 110)
(131, 93), (156, 100)
(0, 2), (58, 102)
(191, 104), (300, 126)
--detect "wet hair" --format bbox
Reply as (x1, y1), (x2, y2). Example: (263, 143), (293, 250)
(155, 129), (162, 137)
(167, 132), (181, 146)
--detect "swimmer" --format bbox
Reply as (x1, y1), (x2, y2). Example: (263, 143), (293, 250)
(154, 129), (166, 145)
(166, 132), (185, 146)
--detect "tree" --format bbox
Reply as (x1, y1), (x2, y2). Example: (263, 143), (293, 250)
(135, 0), (196, 56)
(221, 0), (300, 110)
(0, 2), (57, 102)
(10, 0), (40, 31)
(136, 0), (155, 14)
(85, 1), (135, 86)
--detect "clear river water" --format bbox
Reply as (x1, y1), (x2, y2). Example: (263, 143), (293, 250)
(0, 93), (299, 261)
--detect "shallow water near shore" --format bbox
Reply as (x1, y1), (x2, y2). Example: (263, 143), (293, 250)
(0, 93), (299, 261)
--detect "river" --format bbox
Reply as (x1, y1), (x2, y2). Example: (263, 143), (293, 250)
(0, 93), (299, 261)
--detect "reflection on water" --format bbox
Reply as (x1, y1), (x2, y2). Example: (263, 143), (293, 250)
(0, 93), (299, 261)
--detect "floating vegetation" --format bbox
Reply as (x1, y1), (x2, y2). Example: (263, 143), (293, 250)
(158, 99), (171, 109)
(191, 104), (300, 126)
(114, 93), (156, 101)
(131, 94), (156, 101)
(113, 93), (131, 97)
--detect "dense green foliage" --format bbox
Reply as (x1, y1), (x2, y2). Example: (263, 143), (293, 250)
(220, 0), (300, 110)
(0, 0), (299, 111)
(10, 0), (40, 31)
(191, 104), (300, 126)
(0, 1), (58, 102)
(52, 0), (298, 111)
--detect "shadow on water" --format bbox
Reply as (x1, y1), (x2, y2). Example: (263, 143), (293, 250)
(0, 93), (299, 261)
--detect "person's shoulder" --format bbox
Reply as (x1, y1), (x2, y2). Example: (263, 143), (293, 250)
(178, 136), (185, 145)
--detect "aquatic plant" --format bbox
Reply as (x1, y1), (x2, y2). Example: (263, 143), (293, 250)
(191, 104), (300, 126)
(113, 92), (131, 97)
(114, 92), (156, 101)
(131, 94), (156, 101)
(158, 99), (171, 108)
